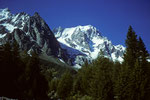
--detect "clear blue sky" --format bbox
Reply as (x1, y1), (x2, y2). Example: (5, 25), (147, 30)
(0, 0), (150, 51)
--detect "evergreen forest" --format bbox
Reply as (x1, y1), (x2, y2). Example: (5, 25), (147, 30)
(0, 26), (150, 100)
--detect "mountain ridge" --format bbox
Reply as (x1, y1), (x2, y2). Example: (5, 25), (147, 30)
(0, 8), (125, 68)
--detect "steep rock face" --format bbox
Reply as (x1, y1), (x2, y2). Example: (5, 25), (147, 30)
(53, 25), (125, 68)
(0, 8), (69, 64)
(22, 12), (61, 56)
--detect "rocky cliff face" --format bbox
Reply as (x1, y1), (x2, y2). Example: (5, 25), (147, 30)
(0, 8), (69, 64)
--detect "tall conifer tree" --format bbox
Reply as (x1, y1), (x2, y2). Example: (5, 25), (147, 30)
(116, 26), (150, 100)
(123, 26), (138, 67)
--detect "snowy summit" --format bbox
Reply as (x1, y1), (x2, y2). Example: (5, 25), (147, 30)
(53, 25), (125, 68)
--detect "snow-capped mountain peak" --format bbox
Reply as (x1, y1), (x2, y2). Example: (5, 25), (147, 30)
(0, 8), (12, 21)
(53, 25), (125, 68)
(54, 25), (101, 39)
(0, 8), (30, 33)
(0, 8), (70, 64)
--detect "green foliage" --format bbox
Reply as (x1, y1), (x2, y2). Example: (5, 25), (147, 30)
(90, 57), (114, 100)
(71, 56), (115, 100)
(123, 26), (138, 67)
(57, 71), (73, 99)
(75, 62), (92, 95)
(115, 26), (150, 100)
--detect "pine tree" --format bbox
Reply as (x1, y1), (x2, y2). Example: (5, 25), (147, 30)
(116, 26), (150, 100)
(134, 37), (150, 100)
(127, 37), (150, 100)
(116, 26), (138, 100)
(123, 26), (138, 67)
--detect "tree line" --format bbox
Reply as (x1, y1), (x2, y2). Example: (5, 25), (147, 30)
(0, 40), (48, 100)
(0, 26), (150, 100)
